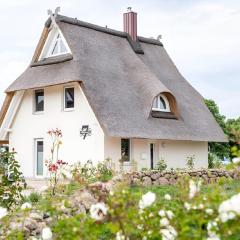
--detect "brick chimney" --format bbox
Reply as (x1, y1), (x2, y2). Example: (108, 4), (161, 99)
(123, 7), (137, 41)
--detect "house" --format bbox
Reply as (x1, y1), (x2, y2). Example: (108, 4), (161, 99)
(0, 8), (226, 178)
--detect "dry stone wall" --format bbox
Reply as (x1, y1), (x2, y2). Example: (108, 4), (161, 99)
(125, 169), (240, 187)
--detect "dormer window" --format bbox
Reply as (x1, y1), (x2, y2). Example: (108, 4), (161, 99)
(38, 27), (71, 61)
(152, 94), (170, 112)
(49, 34), (68, 57)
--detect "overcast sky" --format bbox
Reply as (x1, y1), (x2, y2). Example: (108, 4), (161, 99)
(0, 0), (239, 118)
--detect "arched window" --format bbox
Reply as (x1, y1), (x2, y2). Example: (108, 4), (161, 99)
(152, 94), (170, 112)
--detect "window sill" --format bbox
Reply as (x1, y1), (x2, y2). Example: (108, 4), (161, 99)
(63, 108), (75, 112)
(33, 111), (44, 115)
(152, 108), (170, 112)
(151, 111), (178, 119)
(122, 161), (131, 166)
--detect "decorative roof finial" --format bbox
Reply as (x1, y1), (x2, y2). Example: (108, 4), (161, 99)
(47, 7), (60, 28)
(157, 35), (162, 41)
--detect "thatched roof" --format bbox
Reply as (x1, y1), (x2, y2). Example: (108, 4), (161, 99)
(5, 15), (226, 142)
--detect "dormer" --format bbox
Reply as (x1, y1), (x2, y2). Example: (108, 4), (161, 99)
(38, 26), (71, 61)
(151, 92), (178, 119)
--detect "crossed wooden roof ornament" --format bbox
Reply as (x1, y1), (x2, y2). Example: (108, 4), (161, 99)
(47, 7), (60, 28)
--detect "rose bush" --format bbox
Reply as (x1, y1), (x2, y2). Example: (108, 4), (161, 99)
(52, 178), (240, 240)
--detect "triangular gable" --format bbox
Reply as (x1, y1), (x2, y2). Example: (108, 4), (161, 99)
(38, 26), (71, 61)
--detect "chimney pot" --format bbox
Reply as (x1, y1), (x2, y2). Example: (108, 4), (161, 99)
(123, 8), (137, 41)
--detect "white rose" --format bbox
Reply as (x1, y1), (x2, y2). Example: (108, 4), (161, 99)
(232, 157), (240, 164)
(21, 202), (32, 210)
(164, 194), (171, 200)
(205, 208), (214, 215)
(139, 192), (156, 209)
(42, 227), (53, 240)
(0, 207), (7, 219)
(158, 209), (166, 217)
(160, 217), (169, 227)
(90, 202), (108, 221)
(166, 210), (174, 219)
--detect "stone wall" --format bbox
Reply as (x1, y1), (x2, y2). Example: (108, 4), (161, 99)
(125, 169), (240, 187)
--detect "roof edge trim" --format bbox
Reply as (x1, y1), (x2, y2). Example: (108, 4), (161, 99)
(45, 15), (163, 48)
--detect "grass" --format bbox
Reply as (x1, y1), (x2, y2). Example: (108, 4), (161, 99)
(129, 178), (240, 209)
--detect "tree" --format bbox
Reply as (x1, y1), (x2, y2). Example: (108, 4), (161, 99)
(204, 99), (230, 160)
(226, 118), (240, 145)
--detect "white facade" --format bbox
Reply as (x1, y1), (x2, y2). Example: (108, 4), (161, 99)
(9, 83), (104, 178)
(7, 82), (208, 178)
(105, 137), (208, 171)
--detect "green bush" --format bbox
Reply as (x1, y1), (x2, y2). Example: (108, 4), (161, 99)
(0, 150), (26, 209)
(96, 159), (113, 182)
(71, 159), (113, 184)
(51, 179), (240, 239)
(186, 155), (195, 170)
(208, 153), (223, 169)
(3, 176), (240, 239)
(28, 192), (42, 204)
(155, 158), (167, 171)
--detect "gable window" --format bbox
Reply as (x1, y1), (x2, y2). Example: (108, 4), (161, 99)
(38, 27), (71, 60)
(121, 139), (130, 162)
(152, 94), (170, 112)
(35, 89), (44, 112)
(64, 87), (74, 110)
(49, 34), (68, 57)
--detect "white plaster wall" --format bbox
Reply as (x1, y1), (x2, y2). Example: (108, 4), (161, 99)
(9, 83), (104, 178)
(104, 138), (208, 171)
(158, 140), (208, 169)
(104, 136), (121, 171)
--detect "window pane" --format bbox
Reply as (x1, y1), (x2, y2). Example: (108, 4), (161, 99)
(51, 40), (59, 55)
(153, 97), (158, 108)
(65, 88), (74, 108)
(35, 90), (44, 112)
(160, 96), (166, 109)
(121, 139), (130, 162)
(36, 141), (43, 176)
(60, 39), (67, 53)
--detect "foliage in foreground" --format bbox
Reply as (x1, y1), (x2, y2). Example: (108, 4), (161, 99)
(4, 178), (240, 239)
(49, 178), (240, 240)
(0, 150), (26, 209)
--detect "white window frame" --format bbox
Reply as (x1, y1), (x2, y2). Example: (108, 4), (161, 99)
(63, 86), (75, 111)
(33, 89), (44, 114)
(152, 94), (170, 112)
(47, 32), (69, 58)
(38, 26), (71, 60)
(34, 139), (44, 178)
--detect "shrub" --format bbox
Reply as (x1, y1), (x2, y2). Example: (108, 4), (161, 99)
(155, 158), (167, 171)
(186, 155), (195, 170)
(0, 150), (26, 209)
(96, 159), (113, 182)
(28, 192), (42, 204)
(47, 179), (240, 239)
(71, 159), (114, 184)
(71, 160), (96, 184)
(208, 153), (223, 169)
